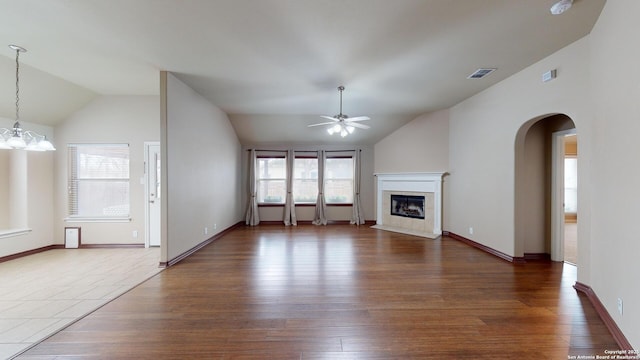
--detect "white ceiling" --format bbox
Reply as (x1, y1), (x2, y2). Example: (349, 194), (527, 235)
(0, 0), (606, 145)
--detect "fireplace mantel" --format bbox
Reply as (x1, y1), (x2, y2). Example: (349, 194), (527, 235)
(373, 172), (446, 238)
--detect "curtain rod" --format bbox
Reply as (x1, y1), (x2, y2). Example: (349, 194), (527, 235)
(247, 149), (360, 152)
(247, 149), (287, 152)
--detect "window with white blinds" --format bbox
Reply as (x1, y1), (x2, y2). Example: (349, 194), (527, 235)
(68, 144), (130, 219)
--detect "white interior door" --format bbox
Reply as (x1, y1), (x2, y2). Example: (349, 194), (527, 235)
(146, 143), (161, 247)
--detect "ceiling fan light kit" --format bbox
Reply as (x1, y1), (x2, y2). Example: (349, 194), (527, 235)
(310, 86), (370, 138)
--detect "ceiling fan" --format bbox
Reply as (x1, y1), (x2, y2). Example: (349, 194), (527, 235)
(308, 86), (370, 137)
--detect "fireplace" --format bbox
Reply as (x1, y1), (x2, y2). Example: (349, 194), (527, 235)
(373, 172), (445, 238)
(390, 195), (425, 219)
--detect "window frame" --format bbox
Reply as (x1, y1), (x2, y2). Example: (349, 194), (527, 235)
(254, 153), (356, 207)
(324, 155), (355, 205)
(66, 143), (131, 222)
(293, 156), (319, 205)
(256, 155), (287, 205)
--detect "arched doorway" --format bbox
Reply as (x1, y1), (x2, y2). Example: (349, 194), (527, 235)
(514, 114), (577, 262)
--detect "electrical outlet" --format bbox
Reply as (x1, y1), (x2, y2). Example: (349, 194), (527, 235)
(204, 227), (208, 235)
(132, 230), (138, 238)
(617, 298), (623, 316)
(469, 227), (474, 235)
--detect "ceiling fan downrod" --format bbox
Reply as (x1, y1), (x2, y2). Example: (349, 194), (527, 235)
(337, 86), (345, 119)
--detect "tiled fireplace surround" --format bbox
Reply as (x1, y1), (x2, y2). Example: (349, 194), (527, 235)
(372, 172), (445, 239)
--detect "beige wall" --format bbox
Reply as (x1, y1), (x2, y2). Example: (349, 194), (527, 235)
(520, 120), (547, 254)
(447, 35), (593, 260)
(374, 109), (449, 174)
(53, 96), (160, 245)
(565, 135), (577, 156)
(588, 0), (640, 347)
(163, 72), (242, 262)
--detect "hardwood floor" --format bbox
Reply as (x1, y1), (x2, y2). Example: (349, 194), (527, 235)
(17, 225), (618, 359)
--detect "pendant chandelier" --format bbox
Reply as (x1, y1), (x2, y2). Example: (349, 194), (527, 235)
(0, 45), (55, 151)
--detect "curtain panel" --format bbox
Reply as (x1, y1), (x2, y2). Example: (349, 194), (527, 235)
(283, 149), (297, 225)
(312, 150), (328, 225)
(244, 149), (260, 226)
(351, 149), (365, 225)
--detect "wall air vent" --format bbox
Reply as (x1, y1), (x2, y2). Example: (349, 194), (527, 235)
(467, 68), (496, 79)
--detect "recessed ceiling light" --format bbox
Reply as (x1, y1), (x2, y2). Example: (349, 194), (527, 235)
(550, 0), (573, 15)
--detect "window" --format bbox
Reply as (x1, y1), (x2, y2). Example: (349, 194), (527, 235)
(564, 157), (577, 214)
(257, 157), (286, 204)
(254, 154), (355, 206)
(293, 158), (318, 203)
(68, 144), (130, 219)
(325, 157), (354, 204)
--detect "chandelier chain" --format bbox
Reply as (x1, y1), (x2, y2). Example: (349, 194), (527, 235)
(1, 44), (55, 150)
(15, 48), (20, 122)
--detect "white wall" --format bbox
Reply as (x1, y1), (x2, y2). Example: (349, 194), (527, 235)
(0, 151), (54, 257)
(588, 0), (640, 347)
(53, 96), (160, 245)
(0, 150), (7, 229)
(163, 72), (242, 262)
(0, 118), (55, 258)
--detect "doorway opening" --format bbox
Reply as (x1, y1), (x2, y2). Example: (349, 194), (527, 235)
(514, 114), (577, 263)
(562, 134), (578, 264)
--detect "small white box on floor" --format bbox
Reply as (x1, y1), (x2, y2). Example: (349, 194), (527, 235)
(65, 227), (80, 248)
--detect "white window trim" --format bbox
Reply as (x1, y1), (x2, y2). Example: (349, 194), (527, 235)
(256, 156), (287, 205)
(64, 216), (131, 223)
(324, 157), (355, 204)
(68, 143), (131, 219)
(293, 157), (319, 205)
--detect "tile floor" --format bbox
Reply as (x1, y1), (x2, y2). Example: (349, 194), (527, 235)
(0, 247), (162, 359)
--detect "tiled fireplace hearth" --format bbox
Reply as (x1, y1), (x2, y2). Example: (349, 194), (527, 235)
(372, 172), (445, 239)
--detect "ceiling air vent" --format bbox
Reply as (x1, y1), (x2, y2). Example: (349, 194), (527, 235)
(467, 68), (496, 79)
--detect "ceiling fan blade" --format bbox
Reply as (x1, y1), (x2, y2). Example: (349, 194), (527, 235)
(346, 122), (370, 129)
(346, 116), (370, 122)
(308, 121), (338, 128)
(320, 115), (339, 122)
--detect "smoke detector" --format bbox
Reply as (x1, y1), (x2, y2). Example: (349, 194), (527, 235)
(550, 0), (572, 15)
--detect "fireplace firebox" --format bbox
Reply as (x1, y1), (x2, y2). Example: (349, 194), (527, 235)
(390, 195), (425, 219)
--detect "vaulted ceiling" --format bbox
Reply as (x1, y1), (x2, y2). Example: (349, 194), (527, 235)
(0, 0), (606, 144)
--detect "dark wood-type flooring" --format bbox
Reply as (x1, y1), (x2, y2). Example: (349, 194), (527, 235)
(18, 225), (618, 359)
